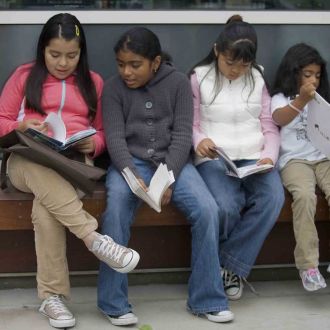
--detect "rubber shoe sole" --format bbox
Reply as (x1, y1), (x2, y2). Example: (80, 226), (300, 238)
(49, 317), (76, 328)
(205, 310), (234, 323)
(39, 309), (76, 329)
(107, 312), (138, 326)
(113, 249), (140, 274)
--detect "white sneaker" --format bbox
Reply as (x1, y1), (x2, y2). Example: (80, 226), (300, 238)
(222, 269), (243, 300)
(299, 268), (327, 292)
(90, 234), (140, 273)
(39, 294), (75, 328)
(205, 310), (234, 323)
(327, 264), (330, 273)
(107, 312), (138, 326)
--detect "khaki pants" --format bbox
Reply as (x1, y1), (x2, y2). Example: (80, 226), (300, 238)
(7, 154), (98, 299)
(281, 159), (330, 270)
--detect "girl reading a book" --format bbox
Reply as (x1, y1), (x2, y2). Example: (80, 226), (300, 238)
(189, 15), (284, 300)
(0, 13), (139, 329)
(271, 43), (330, 291)
(98, 26), (234, 326)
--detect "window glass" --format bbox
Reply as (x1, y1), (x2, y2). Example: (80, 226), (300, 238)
(0, 0), (329, 10)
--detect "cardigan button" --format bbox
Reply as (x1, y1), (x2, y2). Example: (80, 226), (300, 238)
(147, 148), (155, 155)
(145, 101), (153, 109)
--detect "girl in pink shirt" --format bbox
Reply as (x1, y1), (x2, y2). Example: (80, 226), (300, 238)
(0, 13), (139, 329)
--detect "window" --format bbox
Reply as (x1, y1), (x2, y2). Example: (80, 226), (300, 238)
(0, 0), (329, 10)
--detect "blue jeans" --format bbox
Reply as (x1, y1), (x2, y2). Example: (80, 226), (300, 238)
(97, 158), (228, 316)
(197, 159), (284, 278)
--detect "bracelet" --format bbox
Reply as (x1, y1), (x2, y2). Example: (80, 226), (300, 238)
(288, 101), (302, 113)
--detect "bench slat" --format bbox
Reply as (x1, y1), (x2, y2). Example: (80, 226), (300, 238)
(0, 185), (328, 231)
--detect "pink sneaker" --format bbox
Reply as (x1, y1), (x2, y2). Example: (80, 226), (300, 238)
(299, 268), (327, 291)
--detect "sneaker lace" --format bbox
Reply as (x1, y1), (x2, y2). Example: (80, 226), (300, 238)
(47, 295), (71, 316)
(307, 268), (318, 277)
(223, 269), (240, 288)
(306, 268), (324, 284)
(222, 269), (259, 296)
(242, 277), (259, 296)
(94, 236), (126, 263)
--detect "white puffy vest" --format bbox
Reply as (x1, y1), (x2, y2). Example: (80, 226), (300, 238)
(195, 64), (265, 162)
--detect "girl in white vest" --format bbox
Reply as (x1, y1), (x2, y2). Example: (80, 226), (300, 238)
(271, 43), (330, 291)
(189, 15), (284, 301)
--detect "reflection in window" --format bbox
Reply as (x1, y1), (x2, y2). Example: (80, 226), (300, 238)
(0, 0), (328, 10)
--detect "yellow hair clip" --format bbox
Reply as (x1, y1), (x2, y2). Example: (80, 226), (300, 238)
(75, 25), (80, 37)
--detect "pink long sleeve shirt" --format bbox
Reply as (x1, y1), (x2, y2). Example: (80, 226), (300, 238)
(191, 72), (280, 164)
(0, 63), (105, 157)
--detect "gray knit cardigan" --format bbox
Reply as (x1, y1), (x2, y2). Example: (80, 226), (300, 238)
(102, 62), (193, 179)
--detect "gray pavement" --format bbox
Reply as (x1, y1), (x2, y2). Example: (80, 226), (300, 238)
(1, 280), (330, 330)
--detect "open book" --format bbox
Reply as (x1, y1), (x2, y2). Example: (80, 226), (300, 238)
(213, 146), (273, 178)
(25, 112), (96, 151)
(307, 92), (330, 158)
(122, 163), (175, 213)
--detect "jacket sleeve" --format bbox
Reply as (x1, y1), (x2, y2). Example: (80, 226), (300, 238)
(102, 78), (137, 175)
(0, 66), (27, 136)
(191, 72), (207, 150)
(90, 72), (106, 158)
(259, 85), (281, 164)
(164, 75), (193, 179)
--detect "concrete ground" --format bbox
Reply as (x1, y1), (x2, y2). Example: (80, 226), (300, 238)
(1, 279), (330, 330)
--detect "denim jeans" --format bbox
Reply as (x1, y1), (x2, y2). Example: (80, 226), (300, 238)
(197, 159), (284, 278)
(97, 158), (228, 316)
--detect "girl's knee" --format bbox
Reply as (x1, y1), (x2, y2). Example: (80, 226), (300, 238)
(293, 189), (316, 206)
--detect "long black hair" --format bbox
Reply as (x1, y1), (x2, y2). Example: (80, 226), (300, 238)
(189, 15), (265, 103)
(25, 13), (97, 118)
(271, 43), (330, 102)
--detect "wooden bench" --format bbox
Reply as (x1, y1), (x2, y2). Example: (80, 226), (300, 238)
(0, 183), (330, 273)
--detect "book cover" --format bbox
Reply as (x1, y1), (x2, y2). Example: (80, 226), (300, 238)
(122, 163), (175, 213)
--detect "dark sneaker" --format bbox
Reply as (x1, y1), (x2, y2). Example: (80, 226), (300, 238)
(107, 312), (138, 326)
(39, 294), (75, 328)
(222, 269), (243, 300)
(90, 234), (140, 273)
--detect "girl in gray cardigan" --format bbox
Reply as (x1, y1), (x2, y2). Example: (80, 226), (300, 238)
(97, 27), (234, 326)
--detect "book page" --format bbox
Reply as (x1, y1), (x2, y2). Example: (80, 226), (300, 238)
(235, 163), (274, 178)
(25, 113), (96, 151)
(122, 167), (160, 212)
(148, 163), (175, 203)
(44, 112), (66, 143)
(122, 164), (175, 213)
(65, 128), (96, 146)
(213, 146), (239, 176)
(307, 92), (330, 158)
(213, 146), (273, 178)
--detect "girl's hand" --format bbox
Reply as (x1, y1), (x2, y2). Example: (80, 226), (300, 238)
(18, 119), (48, 133)
(256, 158), (274, 174)
(257, 158), (273, 166)
(161, 187), (172, 206)
(196, 138), (218, 158)
(73, 137), (95, 154)
(299, 82), (316, 103)
(137, 178), (148, 192)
